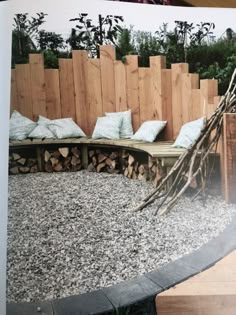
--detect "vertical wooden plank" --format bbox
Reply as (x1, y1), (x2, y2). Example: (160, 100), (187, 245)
(171, 63), (189, 138)
(125, 55), (140, 132)
(200, 79), (218, 117)
(59, 58), (76, 120)
(223, 113), (236, 204)
(29, 54), (47, 120)
(15, 64), (33, 119)
(139, 67), (153, 124)
(114, 60), (127, 112)
(100, 45), (116, 113)
(190, 89), (201, 121)
(10, 69), (18, 114)
(44, 69), (61, 119)
(87, 58), (103, 135)
(181, 73), (199, 124)
(150, 56), (166, 120)
(161, 69), (173, 140)
(72, 50), (89, 135)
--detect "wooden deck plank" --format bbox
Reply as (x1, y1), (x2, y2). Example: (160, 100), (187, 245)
(29, 54), (47, 120)
(100, 45), (116, 113)
(15, 64), (33, 120)
(125, 55), (140, 132)
(114, 61), (128, 112)
(72, 50), (89, 135)
(156, 250), (236, 315)
(59, 58), (76, 120)
(45, 69), (61, 119)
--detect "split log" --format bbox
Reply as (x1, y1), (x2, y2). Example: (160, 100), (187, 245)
(128, 154), (135, 166)
(89, 150), (95, 158)
(97, 162), (106, 173)
(19, 167), (30, 173)
(87, 163), (96, 172)
(9, 167), (19, 175)
(50, 157), (59, 168)
(44, 150), (51, 162)
(98, 153), (107, 164)
(18, 158), (26, 166)
(12, 153), (21, 161)
(71, 147), (80, 158)
(58, 147), (69, 158)
(54, 163), (63, 172)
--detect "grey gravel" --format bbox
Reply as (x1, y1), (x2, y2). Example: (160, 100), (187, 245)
(7, 171), (236, 303)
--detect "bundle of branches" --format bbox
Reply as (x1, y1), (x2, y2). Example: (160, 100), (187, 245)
(134, 69), (236, 216)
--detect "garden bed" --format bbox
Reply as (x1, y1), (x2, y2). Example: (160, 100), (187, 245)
(7, 171), (236, 303)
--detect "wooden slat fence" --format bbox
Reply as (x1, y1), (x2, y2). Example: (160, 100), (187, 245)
(10, 45), (220, 140)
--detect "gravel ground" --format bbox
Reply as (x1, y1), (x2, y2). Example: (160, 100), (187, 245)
(7, 171), (236, 303)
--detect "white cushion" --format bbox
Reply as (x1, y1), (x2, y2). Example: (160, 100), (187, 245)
(173, 117), (206, 149)
(105, 109), (133, 138)
(47, 118), (86, 139)
(9, 110), (36, 140)
(131, 120), (167, 142)
(92, 116), (123, 139)
(28, 116), (55, 139)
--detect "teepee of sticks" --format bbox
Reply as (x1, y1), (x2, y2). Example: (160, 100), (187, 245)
(134, 69), (236, 216)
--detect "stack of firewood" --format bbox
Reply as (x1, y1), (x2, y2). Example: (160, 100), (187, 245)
(148, 156), (164, 187)
(44, 147), (82, 172)
(121, 151), (149, 181)
(87, 149), (120, 174)
(9, 153), (38, 175)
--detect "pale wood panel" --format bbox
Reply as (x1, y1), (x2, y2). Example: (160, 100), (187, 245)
(171, 63), (189, 138)
(10, 69), (18, 114)
(190, 89), (202, 120)
(44, 69), (61, 119)
(181, 73), (199, 124)
(100, 45), (116, 113)
(149, 56), (166, 120)
(59, 59), (76, 120)
(125, 55), (140, 132)
(200, 79), (218, 117)
(157, 250), (236, 315)
(139, 67), (153, 124)
(157, 295), (236, 315)
(114, 60), (127, 112)
(87, 59), (103, 135)
(29, 54), (47, 120)
(161, 69), (173, 140)
(223, 113), (236, 203)
(15, 64), (33, 119)
(72, 50), (89, 135)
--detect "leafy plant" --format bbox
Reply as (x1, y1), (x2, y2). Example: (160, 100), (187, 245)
(67, 13), (124, 57)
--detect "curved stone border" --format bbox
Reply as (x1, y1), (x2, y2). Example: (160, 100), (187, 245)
(7, 215), (236, 315)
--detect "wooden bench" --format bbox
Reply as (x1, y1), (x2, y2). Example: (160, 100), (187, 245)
(9, 138), (186, 185)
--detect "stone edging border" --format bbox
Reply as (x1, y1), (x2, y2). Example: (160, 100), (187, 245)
(7, 215), (236, 315)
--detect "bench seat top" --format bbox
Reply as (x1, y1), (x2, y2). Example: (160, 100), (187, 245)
(9, 138), (186, 158)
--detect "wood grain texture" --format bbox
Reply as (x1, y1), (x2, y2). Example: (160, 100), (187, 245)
(139, 67), (153, 124)
(29, 54), (47, 120)
(87, 59), (103, 135)
(150, 56), (166, 120)
(72, 50), (89, 135)
(157, 250), (236, 315)
(190, 89), (201, 120)
(125, 55), (140, 132)
(10, 69), (18, 114)
(100, 45), (116, 113)
(171, 63), (189, 139)
(59, 58), (76, 120)
(223, 113), (236, 204)
(44, 69), (61, 119)
(161, 69), (173, 140)
(114, 60), (127, 112)
(200, 79), (218, 117)
(15, 64), (33, 119)
(181, 73), (199, 124)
